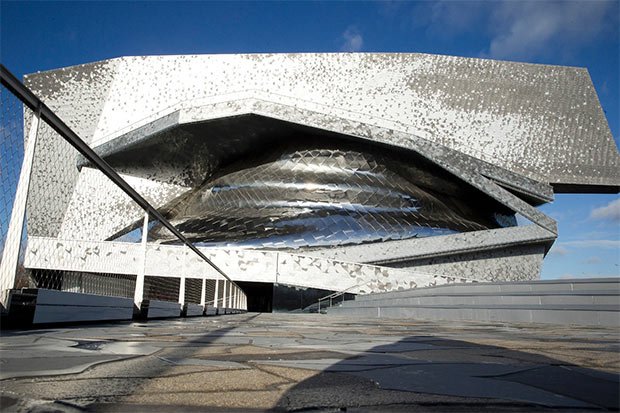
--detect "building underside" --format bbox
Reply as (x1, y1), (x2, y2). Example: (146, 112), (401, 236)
(127, 135), (517, 249)
(19, 53), (619, 311)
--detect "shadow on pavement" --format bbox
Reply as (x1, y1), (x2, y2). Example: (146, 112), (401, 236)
(272, 336), (620, 412)
(2, 314), (619, 412)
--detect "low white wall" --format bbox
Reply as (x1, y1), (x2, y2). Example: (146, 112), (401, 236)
(25, 237), (494, 294)
(32, 289), (133, 324)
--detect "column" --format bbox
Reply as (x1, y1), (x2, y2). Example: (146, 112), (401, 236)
(200, 277), (206, 307)
(178, 275), (185, 305)
(222, 280), (228, 309)
(0, 112), (40, 307)
(214, 279), (219, 307)
(133, 212), (149, 308)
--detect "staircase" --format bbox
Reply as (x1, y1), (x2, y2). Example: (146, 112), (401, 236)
(326, 278), (620, 327)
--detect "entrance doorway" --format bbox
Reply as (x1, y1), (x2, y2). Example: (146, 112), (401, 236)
(236, 281), (273, 312)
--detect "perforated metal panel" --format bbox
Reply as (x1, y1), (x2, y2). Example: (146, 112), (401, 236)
(205, 279), (216, 304)
(184, 278), (202, 304)
(144, 276), (180, 302)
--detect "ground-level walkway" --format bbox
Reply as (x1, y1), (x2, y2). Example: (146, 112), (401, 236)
(1, 313), (618, 412)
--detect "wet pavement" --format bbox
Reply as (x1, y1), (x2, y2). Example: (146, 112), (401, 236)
(0, 313), (618, 412)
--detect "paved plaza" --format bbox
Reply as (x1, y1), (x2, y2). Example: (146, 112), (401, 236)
(1, 313), (619, 412)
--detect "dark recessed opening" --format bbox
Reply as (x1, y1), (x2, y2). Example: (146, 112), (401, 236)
(236, 281), (273, 313)
(272, 284), (355, 313)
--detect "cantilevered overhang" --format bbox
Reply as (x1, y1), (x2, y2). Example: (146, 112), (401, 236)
(25, 53), (620, 191)
(74, 108), (559, 244)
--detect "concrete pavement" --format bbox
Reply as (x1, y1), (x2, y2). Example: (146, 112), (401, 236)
(1, 313), (618, 412)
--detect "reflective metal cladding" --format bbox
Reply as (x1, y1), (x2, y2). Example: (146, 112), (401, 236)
(151, 139), (516, 249)
(24, 53), (616, 288)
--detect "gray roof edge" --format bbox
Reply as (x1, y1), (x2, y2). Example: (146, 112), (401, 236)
(23, 52), (592, 79)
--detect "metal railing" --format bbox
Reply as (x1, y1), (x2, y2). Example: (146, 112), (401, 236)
(317, 280), (373, 313)
(315, 266), (478, 313)
(0, 64), (247, 315)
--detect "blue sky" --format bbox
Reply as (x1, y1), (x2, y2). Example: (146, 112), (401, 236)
(1, 1), (618, 279)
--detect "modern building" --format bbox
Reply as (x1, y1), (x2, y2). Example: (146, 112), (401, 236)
(17, 53), (620, 311)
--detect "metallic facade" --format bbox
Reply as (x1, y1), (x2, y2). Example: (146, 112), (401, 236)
(20, 53), (620, 295)
(152, 140), (515, 249)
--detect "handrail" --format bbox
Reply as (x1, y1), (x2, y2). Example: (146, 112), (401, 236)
(317, 279), (373, 313)
(317, 290), (345, 302)
(204, 298), (226, 306)
(316, 266), (479, 312)
(318, 279), (376, 303)
(0, 64), (239, 289)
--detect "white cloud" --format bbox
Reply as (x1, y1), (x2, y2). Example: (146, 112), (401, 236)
(585, 256), (602, 265)
(548, 245), (569, 256)
(485, 1), (614, 60)
(559, 240), (620, 249)
(590, 198), (620, 222)
(408, 1), (488, 38)
(558, 273), (619, 279)
(428, 1), (486, 33)
(402, 0), (616, 61)
(341, 26), (363, 52)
